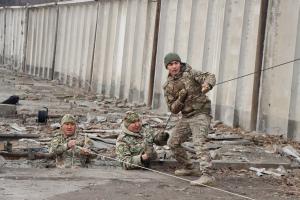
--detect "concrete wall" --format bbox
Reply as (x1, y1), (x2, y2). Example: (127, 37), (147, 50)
(0, 0), (300, 141)
(91, 0), (156, 103)
(257, 0), (300, 141)
(0, 9), (5, 64)
(25, 5), (57, 79)
(153, 0), (262, 131)
(0, 0), (67, 6)
(53, 1), (98, 89)
(3, 8), (27, 70)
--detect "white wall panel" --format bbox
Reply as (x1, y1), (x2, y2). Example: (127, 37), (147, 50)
(153, 0), (262, 132)
(25, 6), (57, 79)
(1, 0), (299, 141)
(258, 0), (300, 141)
(4, 8), (27, 71)
(54, 2), (97, 88)
(92, 0), (157, 103)
(0, 9), (5, 64)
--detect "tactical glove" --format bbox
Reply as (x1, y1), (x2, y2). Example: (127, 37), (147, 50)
(178, 89), (188, 102)
(144, 145), (157, 160)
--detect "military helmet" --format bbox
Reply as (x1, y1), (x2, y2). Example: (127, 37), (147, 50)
(61, 114), (76, 125)
(123, 111), (140, 127)
(164, 52), (181, 68)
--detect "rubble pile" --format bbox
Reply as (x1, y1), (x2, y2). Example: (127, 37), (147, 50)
(0, 67), (300, 196)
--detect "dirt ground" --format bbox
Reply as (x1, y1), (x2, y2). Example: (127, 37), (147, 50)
(0, 167), (299, 200)
(0, 67), (300, 200)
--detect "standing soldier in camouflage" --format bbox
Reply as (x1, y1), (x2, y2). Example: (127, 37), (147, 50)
(163, 52), (216, 186)
(116, 111), (169, 170)
(49, 114), (93, 168)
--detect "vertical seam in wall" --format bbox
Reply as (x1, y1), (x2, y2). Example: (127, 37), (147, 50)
(89, 1), (100, 92)
(51, 3), (59, 80)
(148, 0), (160, 107)
(287, 3), (300, 140)
(3, 7), (6, 65)
(215, 0), (229, 120)
(252, 0), (269, 131)
(233, 0), (247, 128)
(22, 5), (29, 72)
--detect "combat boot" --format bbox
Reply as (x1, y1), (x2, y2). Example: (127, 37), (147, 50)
(190, 174), (215, 186)
(174, 168), (199, 176)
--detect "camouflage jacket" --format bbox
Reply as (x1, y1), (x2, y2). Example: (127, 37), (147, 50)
(49, 132), (93, 168)
(163, 63), (216, 117)
(116, 124), (161, 170)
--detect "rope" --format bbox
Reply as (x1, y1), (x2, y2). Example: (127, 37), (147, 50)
(94, 153), (256, 200)
(216, 58), (300, 85)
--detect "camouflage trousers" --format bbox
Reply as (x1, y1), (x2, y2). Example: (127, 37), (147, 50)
(168, 113), (211, 173)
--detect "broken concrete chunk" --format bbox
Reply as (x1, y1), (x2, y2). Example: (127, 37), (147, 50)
(274, 166), (287, 175)
(96, 116), (107, 123)
(81, 133), (116, 145)
(281, 145), (300, 164)
(207, 132), (242, 140)
(163, 145), (170, 150)
(10, 123), (26, 132)
(50, 123), (61, 130)
(215, 139), (252, 145)
(0, 104), (17, 117)
(0, 155), (5, 167)
(78, 103), (88, 107)
(86, 113), (97, 123)
(90, 140), (113, 149)
(18, 138), (41, 148)
(116, 119), (123, 124)
(149, 117), (164, 124)
(82, 129), (122, 134)
(250, 167), (283, 177)
(0, 133), (39, 140)
(210, 150), (221, 160)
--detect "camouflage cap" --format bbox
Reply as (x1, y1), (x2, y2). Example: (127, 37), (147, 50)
(123, 111), (140, 127)
(164, 52), (181, 68)
(60, 114), (76, 125)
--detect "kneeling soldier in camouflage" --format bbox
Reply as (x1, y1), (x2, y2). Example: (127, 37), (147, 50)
(49, 114), (94, 168)
(116, 111), (169, 169)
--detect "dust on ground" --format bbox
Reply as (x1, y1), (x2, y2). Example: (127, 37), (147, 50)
(0, 67), (300, 200)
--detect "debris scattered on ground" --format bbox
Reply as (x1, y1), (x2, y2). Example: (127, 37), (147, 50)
(280, 145), (300, 164)
(0, 67), (300, 197)
(250, 167), (284, 177)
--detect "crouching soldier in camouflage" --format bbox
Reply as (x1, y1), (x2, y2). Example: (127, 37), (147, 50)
(163, 53), (216, 186)
(116, 111), (169, 170)
(49, 114), (94, 168)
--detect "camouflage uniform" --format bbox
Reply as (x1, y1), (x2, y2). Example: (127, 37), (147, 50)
(49, 133), (92, 168)
(49, 114), (93, 168)
(163, 63), (216, 173)
(116, 111), (168, 170)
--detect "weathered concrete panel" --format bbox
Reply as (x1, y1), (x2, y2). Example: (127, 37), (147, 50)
(0, 9), (5, 64)
(91, 0), (157, 103)
(25, 6), (57, 79)
(153, 0), (262, 132)
(0, 104), (17, 117)
(258, 0), (300, 141)
(4, 8), (27, 71)
(215, 0), (261, 130)
(54, 2), (97, 89)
